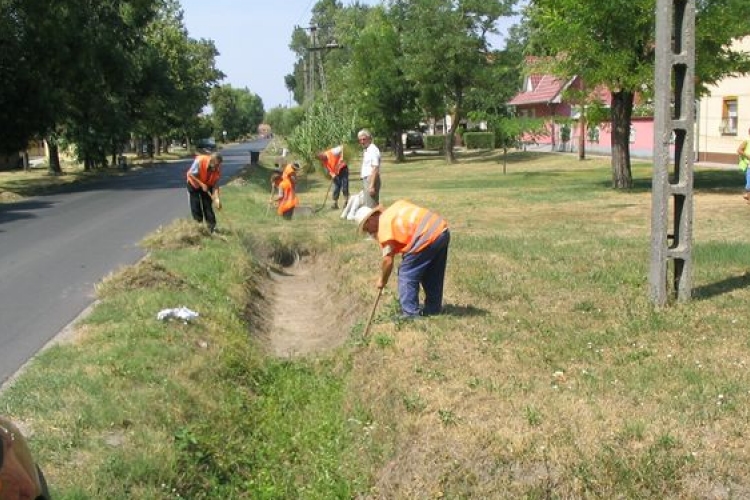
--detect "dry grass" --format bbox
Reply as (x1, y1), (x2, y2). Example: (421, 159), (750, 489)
(329, 151), (750, 498)
(3, 148), (750, 498)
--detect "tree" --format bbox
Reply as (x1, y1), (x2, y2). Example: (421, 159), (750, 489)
(0, 0), (58, 154)
(344, 5), (420, 161)
(210, 85), (264, 141)
(526, 0), (750, 189)
(135, 0), (223, 156)
(264, 106), (305, 137)
(288, 26), (309, 106)
(486, 116), (548, 173)
(284, 74), (296, 106)
(397, 0), (517, 163)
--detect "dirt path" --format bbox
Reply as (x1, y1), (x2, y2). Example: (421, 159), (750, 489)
(266, 256), (355, 358)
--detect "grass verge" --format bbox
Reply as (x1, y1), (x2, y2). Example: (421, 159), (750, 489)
(2, 149), (750, 498)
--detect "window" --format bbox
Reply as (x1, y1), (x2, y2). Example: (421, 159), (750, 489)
(721, 97), (738, 136)
(587, 126), (599, 143)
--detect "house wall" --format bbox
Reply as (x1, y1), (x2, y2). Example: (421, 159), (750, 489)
(696, 36), (750, 164)
(526, 117), (677, 161)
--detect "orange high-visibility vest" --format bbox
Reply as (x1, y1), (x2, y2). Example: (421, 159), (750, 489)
(322, 147), (345, 176)
(277, 177), (299, 215)
(282, 163), (299, 181)
(186, 155), (221, 189)
(377, 200), (448, 255)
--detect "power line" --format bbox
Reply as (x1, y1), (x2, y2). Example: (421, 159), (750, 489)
(294, 0), (317, 27)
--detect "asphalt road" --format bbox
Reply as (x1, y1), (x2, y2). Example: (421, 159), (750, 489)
(0, 139), (270, 385)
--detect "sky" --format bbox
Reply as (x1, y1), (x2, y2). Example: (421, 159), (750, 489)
(180, 0), (516, 111)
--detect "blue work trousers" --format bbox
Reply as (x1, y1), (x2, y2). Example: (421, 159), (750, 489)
(398, 229), (451, 317)
(332, 166), (350, 201)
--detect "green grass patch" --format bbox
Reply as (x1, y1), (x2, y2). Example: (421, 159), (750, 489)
(3, 151), (750, 498)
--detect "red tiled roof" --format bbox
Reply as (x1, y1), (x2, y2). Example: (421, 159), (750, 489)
(509, 74), (571, 106)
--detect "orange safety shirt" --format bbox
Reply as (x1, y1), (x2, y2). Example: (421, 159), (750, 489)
(322, 147), (346, 176)
(186, 155), (221, 189)
(377, 200), (448, 255)
(277, 177), (299, 215)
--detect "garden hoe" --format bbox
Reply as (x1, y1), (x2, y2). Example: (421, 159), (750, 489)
(363, 287), (383, 339)
(314, 178), (335, 214)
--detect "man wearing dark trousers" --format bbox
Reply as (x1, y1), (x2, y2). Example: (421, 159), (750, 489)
(186, 152), (222, 233)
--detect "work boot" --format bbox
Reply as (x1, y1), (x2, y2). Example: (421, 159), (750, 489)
(331, 201), (339, 210)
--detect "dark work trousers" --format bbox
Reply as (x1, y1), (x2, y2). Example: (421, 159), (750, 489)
(398, 229), (451, 317)
(332, 166), (350, 202)
(187, 183), (217, 231)
(281, 208), (294, 220)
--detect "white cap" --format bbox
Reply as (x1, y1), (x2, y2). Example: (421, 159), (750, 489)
(354, 205), (382, 233)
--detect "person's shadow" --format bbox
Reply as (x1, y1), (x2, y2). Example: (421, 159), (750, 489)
(440, 304), (488, 317)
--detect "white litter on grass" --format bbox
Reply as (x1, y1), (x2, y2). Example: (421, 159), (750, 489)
(157, 306), (199, 323)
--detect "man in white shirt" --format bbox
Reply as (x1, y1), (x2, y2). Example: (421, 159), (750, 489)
(357, 129), (381, 208)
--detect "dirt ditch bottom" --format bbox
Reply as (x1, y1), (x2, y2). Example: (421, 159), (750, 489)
(266, 254), (357, 358)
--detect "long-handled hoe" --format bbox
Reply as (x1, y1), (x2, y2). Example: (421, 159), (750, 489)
(363, 287), (383, 339)
(314, 178), (335, 214)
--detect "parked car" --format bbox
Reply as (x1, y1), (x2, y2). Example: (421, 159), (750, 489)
(196, 138), (217, 152)
(405, 131), (424, 149)
(0, 416), (51, 499)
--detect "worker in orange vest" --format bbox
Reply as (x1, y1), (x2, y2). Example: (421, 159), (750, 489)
(186, 152), (222, 233)
(276, 162), (301, 220)
(316, 145), (349, 209)
(355, 199), (451, 318)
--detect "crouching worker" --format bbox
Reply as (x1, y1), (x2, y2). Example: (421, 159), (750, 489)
(186, 152), (222, 233)
(355, 200), (450, 319)
(276, 162), (301, 220)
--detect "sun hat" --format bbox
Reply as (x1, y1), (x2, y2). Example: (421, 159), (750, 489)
(354, 205), (383, 233)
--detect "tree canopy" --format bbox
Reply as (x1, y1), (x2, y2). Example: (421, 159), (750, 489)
(0, 0), (248, 170)
(526, 0), (750, 188)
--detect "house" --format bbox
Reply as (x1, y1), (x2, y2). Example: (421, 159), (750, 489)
(509, 44), (750, 165)
(695, 36), (750, 164)
(508, 60), (578, 150)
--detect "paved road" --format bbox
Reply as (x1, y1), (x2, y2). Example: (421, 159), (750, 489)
(0, 139), (269, 385)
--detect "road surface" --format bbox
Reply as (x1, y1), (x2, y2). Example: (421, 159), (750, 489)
(0, 140), (269, 385)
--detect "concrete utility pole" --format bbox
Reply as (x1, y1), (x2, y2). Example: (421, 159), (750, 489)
(650, 0), (696, 305)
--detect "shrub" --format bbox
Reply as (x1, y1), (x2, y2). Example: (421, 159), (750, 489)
(463, 132), (495, 149)
(424, 134), (446, 152)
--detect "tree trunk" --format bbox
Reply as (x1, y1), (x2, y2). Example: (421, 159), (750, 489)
(610, 90), (634, 189)
(445, 110), (459, 164)
(549, 121), (556, 151)
(392, 131), (405, 163)
(48, 144), (62, 175)
(20, 151), (29, 171)
(578, 116), (586, 160)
